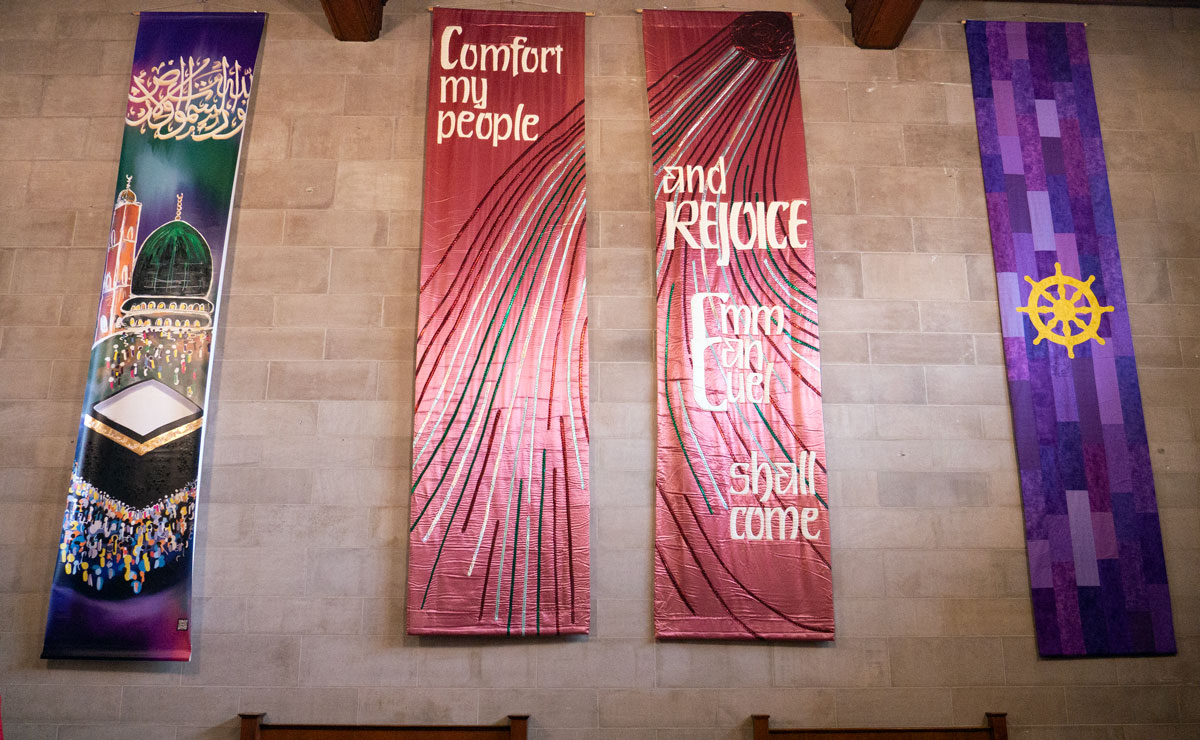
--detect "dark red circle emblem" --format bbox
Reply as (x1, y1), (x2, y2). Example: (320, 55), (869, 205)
(731, 11), (793, 61)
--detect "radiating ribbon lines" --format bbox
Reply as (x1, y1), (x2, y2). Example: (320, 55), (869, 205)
(410, 100), (589, 636)
(649, 11), (833, 639)
(653, 23), (823, 515)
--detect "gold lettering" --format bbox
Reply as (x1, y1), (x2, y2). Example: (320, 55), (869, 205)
(126, 56), (254, 141)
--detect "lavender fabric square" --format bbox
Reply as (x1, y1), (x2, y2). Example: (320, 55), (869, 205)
(965, 20), (1175, 657)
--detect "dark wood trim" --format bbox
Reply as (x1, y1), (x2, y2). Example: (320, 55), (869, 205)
(319, 0), (387, 42)
(509, 716), (527, 740)
(845, 0), (925, 50)
(241, 714), (264, 740)
(237, 714), (529, 740)
(986, 713), (1008, 740)
(752, 713), (1008, 740)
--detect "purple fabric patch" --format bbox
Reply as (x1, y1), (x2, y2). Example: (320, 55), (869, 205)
(1000, 135), (1024, 174)
(1019, 115), (1047, 189)
(1004, 337), (1029, 381)
(1028, 540), (1053, 588)
(1043, 140), (1067, 178)
(993, 81), (1019, 135)
(1036, 99), (1061, 137)
(997, 272), (1024, 338)
(1103, 424), (1132, 493)
(1007, 21), (1029, 59)
(965, 20), (1175, 657)
(1092, 511), (1118, 559)
(1007, 178), (1033, 232)
(1052, 367), (1079, 422)
(1048, 515), (1073, 562)
(975, 99), (1000, 156)
(1028, 190), (1055, 250)
(1091, 344), (1123, 425)
(1055, 233), (1080, 277)
(1014, 233), (1035, 263)
(1066, 490), (1100, 586)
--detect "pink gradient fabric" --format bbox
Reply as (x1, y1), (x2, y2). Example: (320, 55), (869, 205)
(646, 10), (834, 640)
(408, 8), (589, 635)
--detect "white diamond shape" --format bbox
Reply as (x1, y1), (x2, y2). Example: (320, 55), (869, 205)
(93, 380), (200, 437)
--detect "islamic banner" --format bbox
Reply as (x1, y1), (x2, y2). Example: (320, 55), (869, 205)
(645, 10), (833, 640)
(41, 12), (265, 661)
(966, 21), (1175, 656)
(409, 8), (589, 635)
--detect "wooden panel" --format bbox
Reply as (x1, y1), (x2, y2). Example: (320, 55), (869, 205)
(239, 715), (528, 740)
(319, 0), (386, 42)
(752, 714), (1007, 740)
(844, 0), (924, 50)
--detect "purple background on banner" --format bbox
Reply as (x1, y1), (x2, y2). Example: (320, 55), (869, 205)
(966, 20), (1175, 657)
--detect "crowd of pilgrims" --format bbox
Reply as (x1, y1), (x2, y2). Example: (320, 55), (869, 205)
(59, 473), (197, 593)
(102, 328), (210, 402)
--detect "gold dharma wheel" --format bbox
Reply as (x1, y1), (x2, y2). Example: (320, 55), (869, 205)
(1016, 262), (1115, 359)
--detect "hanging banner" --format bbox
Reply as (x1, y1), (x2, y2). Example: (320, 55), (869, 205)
(41, 12), (265, 661)
(966, 21), (1175, 656)
(645, 10), (833, 640)
(409, 8), (589, 635)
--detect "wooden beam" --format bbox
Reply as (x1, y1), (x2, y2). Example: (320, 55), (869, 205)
(319, 0), (387, 42)
(845, 0), (925, 50)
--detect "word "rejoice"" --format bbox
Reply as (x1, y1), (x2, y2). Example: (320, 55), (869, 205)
(661, 157), (810, 266)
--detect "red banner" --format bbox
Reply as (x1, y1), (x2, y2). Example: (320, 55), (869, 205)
(646, 10), (833, 640)
(409, 8), (589, 635)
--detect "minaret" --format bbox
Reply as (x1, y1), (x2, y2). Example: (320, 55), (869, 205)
(96, 175), (141, 343)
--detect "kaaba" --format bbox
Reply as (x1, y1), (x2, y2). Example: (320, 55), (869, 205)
(78, 378), (203, 509)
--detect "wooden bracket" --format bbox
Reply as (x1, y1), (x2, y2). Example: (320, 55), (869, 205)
(845, 0), (924, 49)
(320, 0), (387, 42)
(238, 713), (264, 740)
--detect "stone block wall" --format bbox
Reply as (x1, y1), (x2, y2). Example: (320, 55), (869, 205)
(0, 0), (1196, 738)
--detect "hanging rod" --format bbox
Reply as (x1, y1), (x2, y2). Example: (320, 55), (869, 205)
(636, 7), (795, 13)
(960, 18), (1087, 25)
(427, 5), (594, 15)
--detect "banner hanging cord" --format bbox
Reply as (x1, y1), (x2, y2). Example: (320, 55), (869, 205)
(636, 7), (795, 14)
(428, 4), (594, 15)
(961, 17), (1087, 25)
(133, 0), (261, 14)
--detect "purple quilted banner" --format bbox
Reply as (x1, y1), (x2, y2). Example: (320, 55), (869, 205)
(965, 21), (1175, 657)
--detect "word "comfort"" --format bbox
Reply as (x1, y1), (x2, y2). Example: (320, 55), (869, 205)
(440, 26), (565, 76)
(662, 157), (809, 266)
(436, 25), (563, 147)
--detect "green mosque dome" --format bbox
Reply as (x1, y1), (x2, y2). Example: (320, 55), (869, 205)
(131, 217), (213, 298)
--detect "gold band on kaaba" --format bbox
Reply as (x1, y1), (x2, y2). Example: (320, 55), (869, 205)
(84, 414), (203, 456)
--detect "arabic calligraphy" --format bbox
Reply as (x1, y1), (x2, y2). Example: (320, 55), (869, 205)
(126, 56), (253, 141)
